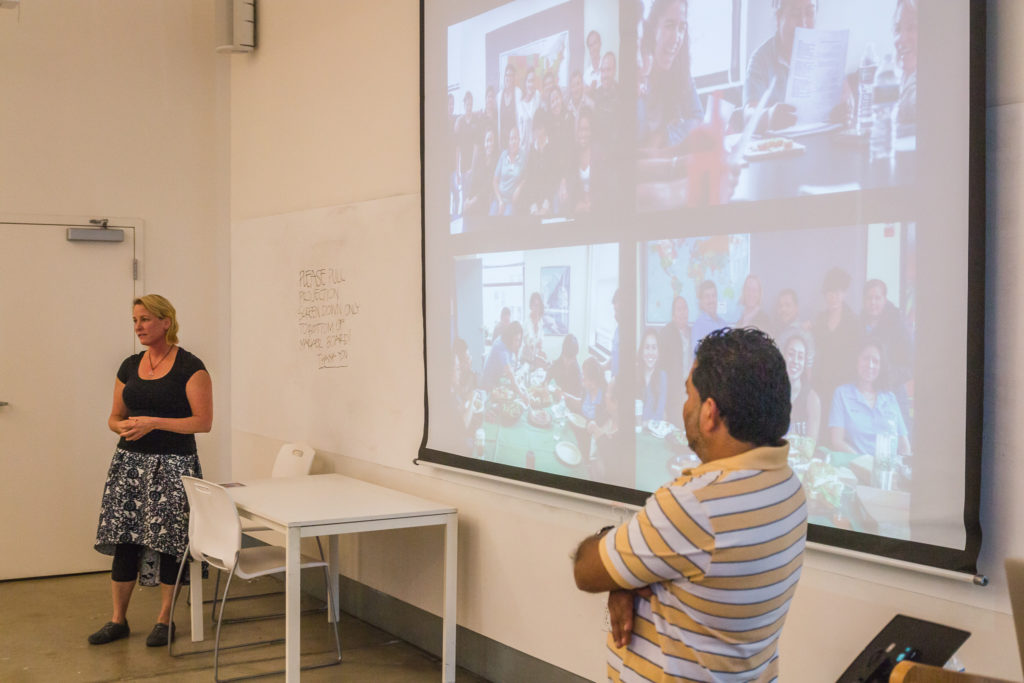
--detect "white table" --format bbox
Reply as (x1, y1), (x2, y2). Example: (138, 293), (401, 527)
(187, 474), (458, 682)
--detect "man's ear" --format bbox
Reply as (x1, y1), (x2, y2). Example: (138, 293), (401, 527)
(701, 397), (723, 433)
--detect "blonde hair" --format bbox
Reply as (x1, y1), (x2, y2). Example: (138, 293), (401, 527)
(134, 294), (179, 345)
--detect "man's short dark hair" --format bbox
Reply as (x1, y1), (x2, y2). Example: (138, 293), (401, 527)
(864, 278), (887, 297)
(822, 267), (851, 293)
(501, 320), (523, 347)
(692, 328), (790, 446)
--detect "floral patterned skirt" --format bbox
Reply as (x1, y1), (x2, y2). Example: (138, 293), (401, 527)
(94, 447), (202, 586)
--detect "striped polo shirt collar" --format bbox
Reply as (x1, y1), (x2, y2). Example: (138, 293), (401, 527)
(685, 443), (791, 475)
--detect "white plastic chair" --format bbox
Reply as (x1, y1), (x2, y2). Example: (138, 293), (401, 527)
(269, 441), (316, 478)
(209, 442), (323, 619)
(169, 476), (341, 681)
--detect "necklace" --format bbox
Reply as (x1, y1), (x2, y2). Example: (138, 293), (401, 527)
(147, 345), (174, 376)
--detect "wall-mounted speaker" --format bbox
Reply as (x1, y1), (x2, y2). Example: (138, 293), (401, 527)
(215, 0), (256, 54)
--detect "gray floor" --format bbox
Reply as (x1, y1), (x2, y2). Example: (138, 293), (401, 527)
(0, 571), (489, 682)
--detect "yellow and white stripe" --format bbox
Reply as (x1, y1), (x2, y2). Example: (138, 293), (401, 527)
(599, 444), (807, 682)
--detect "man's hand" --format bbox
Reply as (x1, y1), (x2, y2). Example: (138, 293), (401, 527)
(608, 587), (653, 648)
(573, 528), (621, 593)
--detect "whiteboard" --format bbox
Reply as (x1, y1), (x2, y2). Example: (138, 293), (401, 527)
(231, 195), (424, 464)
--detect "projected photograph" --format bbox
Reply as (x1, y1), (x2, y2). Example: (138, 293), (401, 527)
(635, 0), (918, 211)
(445, 0), (624, 233)
(634, 222), (917, 539)
(444, 243), (622, 483)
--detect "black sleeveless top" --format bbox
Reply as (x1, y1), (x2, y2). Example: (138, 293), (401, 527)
(116, 348), (206, 454)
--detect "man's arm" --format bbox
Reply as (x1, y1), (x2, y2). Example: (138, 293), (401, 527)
(573, 527), (623, 593)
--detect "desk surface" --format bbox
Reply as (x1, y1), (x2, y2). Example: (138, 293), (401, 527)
(228, 473), (457, 527)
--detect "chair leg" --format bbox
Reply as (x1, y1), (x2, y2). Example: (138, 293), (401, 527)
(321, 564), (342, 662)
(167, 548), (189, 657)
(213, 568), (236, 683)
(210, 569), (222, 623)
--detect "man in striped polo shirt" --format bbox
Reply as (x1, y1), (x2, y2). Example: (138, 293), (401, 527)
(574, 328), (808, 682)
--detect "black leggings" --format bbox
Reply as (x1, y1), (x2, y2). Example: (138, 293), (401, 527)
(111, 543), (181, 585)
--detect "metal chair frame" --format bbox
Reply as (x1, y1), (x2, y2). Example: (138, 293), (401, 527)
(169, 476), (341, 681)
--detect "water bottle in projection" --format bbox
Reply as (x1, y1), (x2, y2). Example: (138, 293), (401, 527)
(870, 53), (900, 162)
(873, 418), (899, 490)
(857, 43), (878, 135)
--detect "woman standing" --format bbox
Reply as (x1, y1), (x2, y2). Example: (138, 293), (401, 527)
(522, 292), (547, 370)
(734, 274), (772, 330)
(638, 327), (668, 424)
(90, 295), (212, 647)
(782, 330), (821, 444)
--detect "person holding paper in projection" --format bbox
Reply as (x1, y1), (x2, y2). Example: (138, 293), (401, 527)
(572, 328), (806, 682)
(743, 0), (852, 133)
(90, 295), (212, 648)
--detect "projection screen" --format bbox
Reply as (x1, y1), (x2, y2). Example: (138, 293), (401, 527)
(420, 0), (985, 575)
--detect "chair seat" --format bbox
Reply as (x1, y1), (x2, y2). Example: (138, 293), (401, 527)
(234, 545), (327, 581)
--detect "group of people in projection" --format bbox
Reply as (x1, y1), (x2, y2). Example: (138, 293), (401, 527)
(447, 27), (620, 222)
(449, 0), (918, 218)
(638, 269), (914, 463)
(451, 262), (915, 471)
(636, 0), (917, 207)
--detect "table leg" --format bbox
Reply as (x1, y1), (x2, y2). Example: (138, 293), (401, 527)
(442, 514), (458, 683)
(285, 527), (301, 682)
(190, 558), (204, 642)
(328, 535), (340, 623)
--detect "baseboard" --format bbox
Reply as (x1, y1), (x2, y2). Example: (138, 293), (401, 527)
(331, 574), (589, 683)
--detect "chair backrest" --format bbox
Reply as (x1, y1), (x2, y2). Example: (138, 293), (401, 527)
(270, 442), (316, 478)
(180, 476), (241, 571)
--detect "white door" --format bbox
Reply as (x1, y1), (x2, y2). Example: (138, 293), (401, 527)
(0, 221), (137, 579)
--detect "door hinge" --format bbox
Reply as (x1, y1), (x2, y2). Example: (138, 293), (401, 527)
(133, 259), (139, 280)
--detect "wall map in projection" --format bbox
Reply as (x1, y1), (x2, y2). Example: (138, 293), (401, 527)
(297, 266), (358, 369)
(231, 194), (422, 460)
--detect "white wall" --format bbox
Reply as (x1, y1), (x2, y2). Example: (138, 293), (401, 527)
(0, 1), (231, 481)
(228, 3), (1024, 680)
